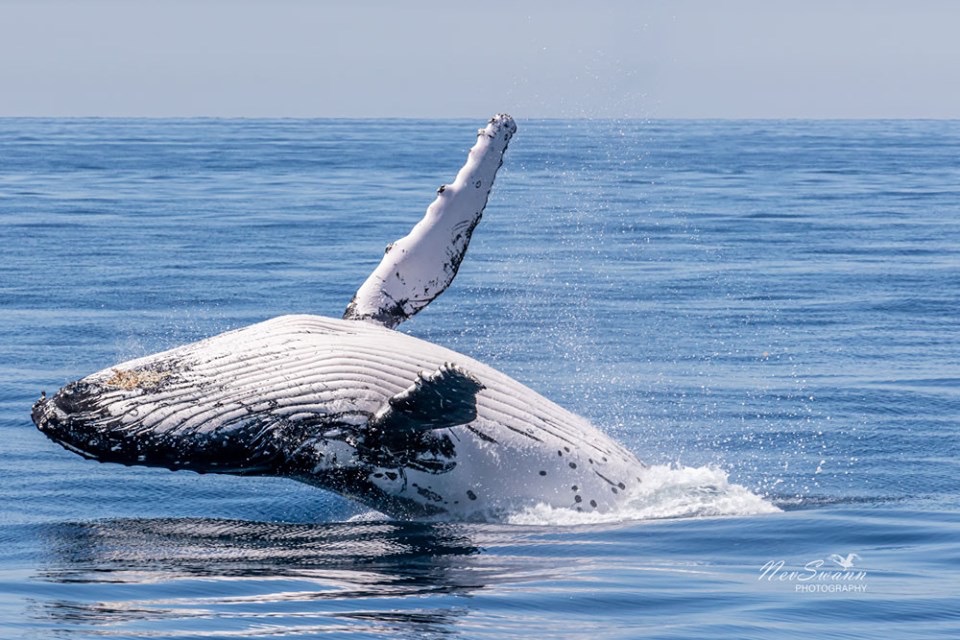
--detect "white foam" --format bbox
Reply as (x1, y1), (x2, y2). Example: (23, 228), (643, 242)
(346, 510), (390, 523)
(506, 463), (780, 526)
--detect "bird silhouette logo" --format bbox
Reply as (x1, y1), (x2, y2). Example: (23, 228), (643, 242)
(828, 553), (860, 570)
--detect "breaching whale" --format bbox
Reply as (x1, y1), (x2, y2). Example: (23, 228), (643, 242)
(32, 114), (647, 520)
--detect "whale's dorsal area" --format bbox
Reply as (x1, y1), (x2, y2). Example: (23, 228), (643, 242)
(343, 114), (516, 328)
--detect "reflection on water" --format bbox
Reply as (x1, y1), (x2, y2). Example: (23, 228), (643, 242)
(43, 518), (480, 588)
(31, 517), (562, 637)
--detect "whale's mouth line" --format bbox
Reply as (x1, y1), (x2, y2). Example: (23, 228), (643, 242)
(53, 434), (105, 461)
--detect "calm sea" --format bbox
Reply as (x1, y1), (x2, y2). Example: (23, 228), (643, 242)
(1, 118), (958, 638)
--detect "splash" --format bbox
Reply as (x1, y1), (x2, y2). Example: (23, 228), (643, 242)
(506, 463), (780, 526)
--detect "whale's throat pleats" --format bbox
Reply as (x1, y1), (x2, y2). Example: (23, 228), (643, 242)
(33, 338), (487, 479)
(33, 314), (645, 520)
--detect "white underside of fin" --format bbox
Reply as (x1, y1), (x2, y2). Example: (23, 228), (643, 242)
(343, 114), (516, 327)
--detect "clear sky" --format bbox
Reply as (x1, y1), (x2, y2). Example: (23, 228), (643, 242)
(2, 0), (959, 119)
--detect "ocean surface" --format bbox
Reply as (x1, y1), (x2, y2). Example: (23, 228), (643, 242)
(1, 118), (958, 638)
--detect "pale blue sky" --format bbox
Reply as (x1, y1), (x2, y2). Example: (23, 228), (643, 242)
(2, 0), (958, 119)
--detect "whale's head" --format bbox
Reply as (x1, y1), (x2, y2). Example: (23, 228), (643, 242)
(31, 366), (294, 475)
(33, 382), (118, 461)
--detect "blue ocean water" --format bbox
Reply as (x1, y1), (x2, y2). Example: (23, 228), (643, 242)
(1, 118), (959, 638)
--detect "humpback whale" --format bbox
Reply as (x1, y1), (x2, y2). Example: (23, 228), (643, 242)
(32, 114), (647, 521)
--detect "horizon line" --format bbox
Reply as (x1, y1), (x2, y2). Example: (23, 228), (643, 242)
(2, 115), (959, 122)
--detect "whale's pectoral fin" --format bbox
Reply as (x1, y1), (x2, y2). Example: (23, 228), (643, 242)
(369, 363), (485, 436)
(343, 114), (516, 328)
(360, 364), (485, 474)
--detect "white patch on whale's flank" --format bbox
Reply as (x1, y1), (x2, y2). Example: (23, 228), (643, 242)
(31, 115), (777, 522)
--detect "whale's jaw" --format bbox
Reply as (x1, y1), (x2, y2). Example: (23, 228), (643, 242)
(33, 379), (134, 462)
(33, 383), (112, 461)
(32, 380), (293, 476)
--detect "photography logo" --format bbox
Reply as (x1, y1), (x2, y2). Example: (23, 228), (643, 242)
(758, 552), (867, 593)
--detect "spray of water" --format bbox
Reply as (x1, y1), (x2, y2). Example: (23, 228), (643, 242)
(507, 463), (780, 526)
